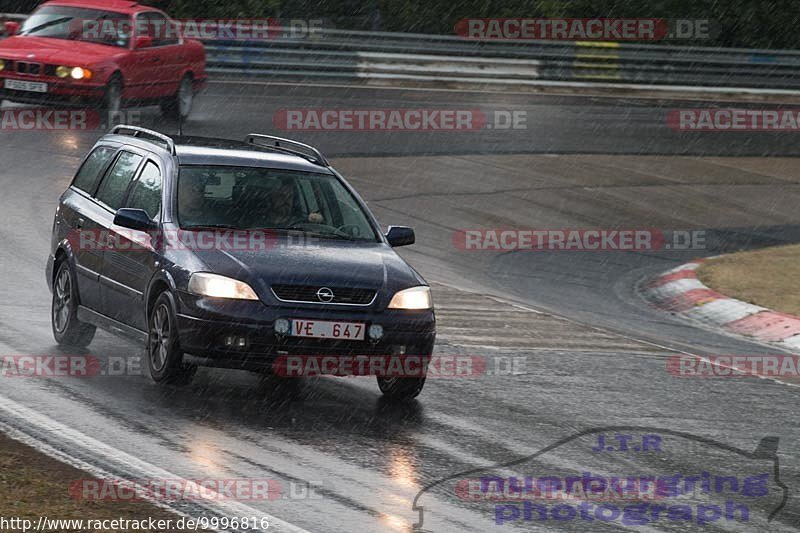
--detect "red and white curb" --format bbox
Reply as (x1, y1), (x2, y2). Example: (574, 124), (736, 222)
(643, 260), (800, 351)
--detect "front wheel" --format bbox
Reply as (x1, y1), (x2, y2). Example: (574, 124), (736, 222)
(51, 261), (96, 347)
(148, 292), (194, 385)
(377, 376), (426, 401)
(101, 76), (123, 122)
(161, 75), (193, 120)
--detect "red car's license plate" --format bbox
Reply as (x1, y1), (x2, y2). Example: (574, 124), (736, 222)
(290, 319), (366, 340)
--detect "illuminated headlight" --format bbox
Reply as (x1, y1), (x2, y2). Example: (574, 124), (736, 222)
(0, 59), (5, 72)
(388, 286), (432, 310)
(274, 318), (290, 335)
(69, 67), (92, 80)
(55, 65), (70, 78)
(188, 273), (259, 300)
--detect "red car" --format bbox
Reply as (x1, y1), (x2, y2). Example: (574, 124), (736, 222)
(0, 0), (206, 119)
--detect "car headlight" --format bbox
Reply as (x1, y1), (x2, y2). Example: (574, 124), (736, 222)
(55, 65), (70, 78)
(0, 59), (5, 72)
(188, 273), (259, 300)
(388, 286), (432, 310)
(69, 67), (92, 80)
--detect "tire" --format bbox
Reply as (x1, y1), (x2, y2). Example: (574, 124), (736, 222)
(147, 292), (194, 385)
(161, 75), (193, 120)
(377, 376), (426, 401)
(101, 75), (123, 123)
(51, 261), (96, 347)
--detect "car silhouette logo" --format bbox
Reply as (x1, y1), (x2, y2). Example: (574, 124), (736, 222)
(316, 287), (335, 303)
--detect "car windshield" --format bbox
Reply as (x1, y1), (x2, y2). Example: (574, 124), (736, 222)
(177, 166), (379, 241)
(19, 6), (131, 48)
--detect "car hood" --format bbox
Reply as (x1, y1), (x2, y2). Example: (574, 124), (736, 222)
(0, 36), (119, 64)
(165, 234), (426, 305)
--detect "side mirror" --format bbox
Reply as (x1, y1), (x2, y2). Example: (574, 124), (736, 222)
(133, 35), (154, 49)
(114, 208), (154, 231)
(4, 21), (20, 36)
(386, 226), (415, 247)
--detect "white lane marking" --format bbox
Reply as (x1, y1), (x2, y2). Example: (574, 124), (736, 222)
(684, 298), (765, 325)
(0, 394), (308, 533)
(662, 261), (702, 275)
(647, 278), (707, 300)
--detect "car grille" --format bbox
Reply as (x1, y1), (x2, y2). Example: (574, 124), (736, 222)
(271, 284), (377, 305)
(15, 61), (42, 76)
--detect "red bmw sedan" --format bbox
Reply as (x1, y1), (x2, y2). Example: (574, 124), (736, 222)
(0, 0), (206, 119)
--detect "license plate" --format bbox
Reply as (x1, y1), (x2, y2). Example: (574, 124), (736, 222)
(290, 319), (366, 340)
(4, 79), (48, 93)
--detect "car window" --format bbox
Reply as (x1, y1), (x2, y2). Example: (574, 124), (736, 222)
(126, 161), (162, 220)
(138, 12), (179, 46)
(177, 166), (378, 240)
(95, 152), (143, 210)
(72, 146), (117, 194)
(19, 6), (132, 47)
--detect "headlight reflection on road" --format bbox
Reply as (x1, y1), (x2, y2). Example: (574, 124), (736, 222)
(388, 447), (417, 489)
(188, 439), (224, 475)
(60, 132), (80, 151)
(375, 447), (420, 530)
(379, 514), (408, 531)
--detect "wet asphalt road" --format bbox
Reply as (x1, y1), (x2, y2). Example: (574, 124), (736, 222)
(1, 81), (800, 531)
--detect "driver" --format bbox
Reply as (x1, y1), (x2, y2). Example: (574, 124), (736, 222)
(178, 181), (208, 227)
(267, 180), (323, 227)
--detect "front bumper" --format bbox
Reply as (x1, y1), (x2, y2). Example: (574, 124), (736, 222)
(175, 291), (436, 371)
(0, 75), (105, 106)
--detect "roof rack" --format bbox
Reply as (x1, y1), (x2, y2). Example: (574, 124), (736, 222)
(245, 134), (328, 166)
(109, 125), (176, 155)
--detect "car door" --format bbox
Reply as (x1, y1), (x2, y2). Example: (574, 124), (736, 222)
(127, 13), (167, 100)
(60, 145), (119, 311)
(101, 159), (163, 331)
(90, 149), (145, 322)
(130, 12), (182, 99)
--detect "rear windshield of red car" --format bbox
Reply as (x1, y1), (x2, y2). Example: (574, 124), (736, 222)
(20, 6), (131, 48)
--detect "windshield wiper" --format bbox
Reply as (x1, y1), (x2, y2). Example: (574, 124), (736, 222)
(284, 228), (357, 241)
(21, 17), (73, 36)
(181, 224), (240, 230)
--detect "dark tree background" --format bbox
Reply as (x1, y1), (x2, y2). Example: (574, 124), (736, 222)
(1, 0), (796, 49)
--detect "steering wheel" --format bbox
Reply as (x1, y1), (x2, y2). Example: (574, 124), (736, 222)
(335, 224), (362, 237)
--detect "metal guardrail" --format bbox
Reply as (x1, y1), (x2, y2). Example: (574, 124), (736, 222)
(202, 29), (800, 90)
(1, 13), (798, 90)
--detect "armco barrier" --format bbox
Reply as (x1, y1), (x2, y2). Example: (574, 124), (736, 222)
(203, 28), (800, 90)
(2, 15), (799, 91)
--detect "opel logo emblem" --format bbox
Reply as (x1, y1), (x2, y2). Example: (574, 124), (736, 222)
(27, 54), (35, 59)
(316, 287), (334, 303)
